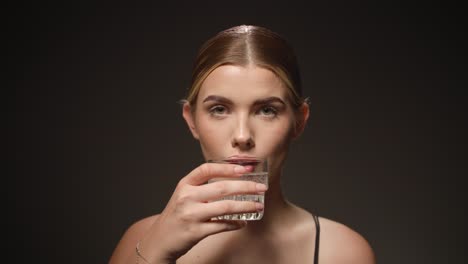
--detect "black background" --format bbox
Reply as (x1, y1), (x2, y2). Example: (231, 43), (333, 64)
(12, 1), (466, 263)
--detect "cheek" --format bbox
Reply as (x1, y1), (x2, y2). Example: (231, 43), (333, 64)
(196, 118), (230, 155)
(256, 121), (294, 154)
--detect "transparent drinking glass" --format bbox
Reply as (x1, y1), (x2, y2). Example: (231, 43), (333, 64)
(207, 158), (268, 221)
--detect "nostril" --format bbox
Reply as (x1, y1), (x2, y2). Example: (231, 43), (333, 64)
(231, 137), (255, 149)
(244, 138), (255, 149)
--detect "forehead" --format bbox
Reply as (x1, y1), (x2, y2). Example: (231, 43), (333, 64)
(197, 65), (288, 102)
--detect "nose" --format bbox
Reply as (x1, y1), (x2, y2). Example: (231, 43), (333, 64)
(231, 114), (255, 150)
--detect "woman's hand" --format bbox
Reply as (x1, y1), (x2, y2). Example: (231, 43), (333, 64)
(137, 162), (268, 263)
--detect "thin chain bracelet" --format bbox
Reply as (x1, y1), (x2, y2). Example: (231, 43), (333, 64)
(136, 241), (150, 264)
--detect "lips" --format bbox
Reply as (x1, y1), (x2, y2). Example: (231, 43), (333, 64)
(225, 155), (260, 165)
(227, 155), (258, 160)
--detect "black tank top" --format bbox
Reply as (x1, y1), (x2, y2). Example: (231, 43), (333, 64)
(313, 215), (321, 264)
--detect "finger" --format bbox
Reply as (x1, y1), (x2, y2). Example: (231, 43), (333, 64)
(199, 220), (248, 237)
(195, 200), (264, 221)
(194, 180), (268, 202)
(181, 163), (249, 186)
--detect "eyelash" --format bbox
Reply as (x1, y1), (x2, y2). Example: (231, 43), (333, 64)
(208, 105), (228, 116)
(257, 106), (278, 118)
(208, 105), (279, 118)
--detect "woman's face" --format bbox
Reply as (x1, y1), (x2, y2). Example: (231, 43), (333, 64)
(183, 65), (307, 177)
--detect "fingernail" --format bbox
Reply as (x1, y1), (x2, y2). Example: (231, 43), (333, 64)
(228, 221), (246, 230)
(256, 183), (268, 192)
(234, 166), (246, 173)
(244, 165), (254, 171)
(227, 224), (239, 230)
(256, 203), (264, 211)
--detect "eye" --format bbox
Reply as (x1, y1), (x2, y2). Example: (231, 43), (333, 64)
(209, 105), (228, 116)
(258, 106), (278, 117)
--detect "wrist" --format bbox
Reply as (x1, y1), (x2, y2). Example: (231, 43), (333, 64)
(136, 240), (176, 264)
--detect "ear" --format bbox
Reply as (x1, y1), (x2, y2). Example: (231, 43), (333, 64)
(292, 102), (310, 139)
(182, 102), (200, 139)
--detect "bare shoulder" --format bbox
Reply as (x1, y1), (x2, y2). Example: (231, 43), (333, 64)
(319, 216), (376, 264)
(108, 214), (160, 264)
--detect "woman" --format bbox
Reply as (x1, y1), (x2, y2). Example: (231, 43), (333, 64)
(109, 25), (375, 264)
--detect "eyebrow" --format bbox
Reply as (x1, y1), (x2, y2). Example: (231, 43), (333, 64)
(253, 97), (286, 106)
(202, 95), (232, 104)
(202, 95), (286, 106)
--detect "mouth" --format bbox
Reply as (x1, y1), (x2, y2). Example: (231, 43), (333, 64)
(225, 155), (261, 165)
(227, 155), (258, 160)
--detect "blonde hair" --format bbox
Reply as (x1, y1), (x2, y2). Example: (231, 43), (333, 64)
(184, 25), (306, 109)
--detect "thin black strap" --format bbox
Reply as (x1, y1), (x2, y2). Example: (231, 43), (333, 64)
(313, 215), (321, 264)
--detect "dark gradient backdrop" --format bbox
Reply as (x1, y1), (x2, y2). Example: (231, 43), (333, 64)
(12, 1), (466, 263)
